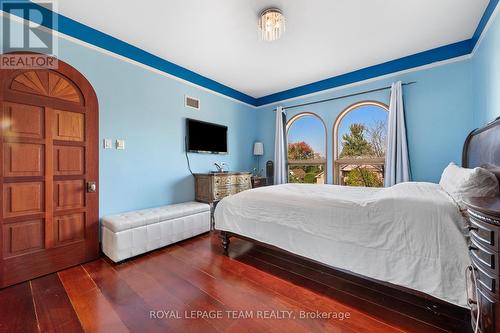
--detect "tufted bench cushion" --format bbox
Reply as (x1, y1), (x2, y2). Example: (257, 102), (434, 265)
(102, 201), (210, 262)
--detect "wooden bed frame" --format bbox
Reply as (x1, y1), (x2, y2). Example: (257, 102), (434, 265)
(218, 117), (500, 333)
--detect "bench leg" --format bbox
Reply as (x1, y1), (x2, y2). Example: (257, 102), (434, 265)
(220, 231), (230, 255)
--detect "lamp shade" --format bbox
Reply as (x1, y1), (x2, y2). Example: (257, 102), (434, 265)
(253, 142), (264, 156)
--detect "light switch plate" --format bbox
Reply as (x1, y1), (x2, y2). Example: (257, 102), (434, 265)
(103, 139), (112, 149)
(116, 139), (125, 150)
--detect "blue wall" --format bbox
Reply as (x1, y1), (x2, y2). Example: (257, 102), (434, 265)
(256, 60), (475, 184)
(63, 42), (258, 217)
(1, 17), (258, 217)
(5, 10), (498, 214)
(472, 10), (500, 126)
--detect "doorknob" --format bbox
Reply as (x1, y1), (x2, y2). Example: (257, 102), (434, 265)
(87, 181), (97, 193)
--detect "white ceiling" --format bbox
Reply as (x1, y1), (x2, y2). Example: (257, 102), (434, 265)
(40, 0), (489, 98)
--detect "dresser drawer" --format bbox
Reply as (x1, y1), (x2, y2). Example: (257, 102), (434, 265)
(213, 176), (232, 187)
(470, 236), (497, 273)
(470, 215), (500, 252)
(476, 287), (500, 333)
(234, 175), (251, 186)
(230, 185), (250, 195)
(472, 255), (498, 294)
(213, 187), (231, 201)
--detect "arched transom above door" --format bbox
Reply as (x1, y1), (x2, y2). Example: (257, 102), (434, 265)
(10, 70), (83, 105)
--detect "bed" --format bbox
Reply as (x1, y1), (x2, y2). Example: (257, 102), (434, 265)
(215, 181), (469, 306)
(214, 117), (500, 332)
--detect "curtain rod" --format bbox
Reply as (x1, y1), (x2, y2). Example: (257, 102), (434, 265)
(272, 81), (417, 111)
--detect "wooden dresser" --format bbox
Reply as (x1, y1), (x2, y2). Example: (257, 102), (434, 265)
(194, 172), (252, 204)
(465, 197), (500, 333)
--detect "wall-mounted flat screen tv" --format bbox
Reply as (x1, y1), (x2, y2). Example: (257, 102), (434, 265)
(186, 118), (228, 154)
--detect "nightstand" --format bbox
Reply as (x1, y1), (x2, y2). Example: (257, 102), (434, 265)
(464, 197), (500, 333)
(251, 176), (267, 188)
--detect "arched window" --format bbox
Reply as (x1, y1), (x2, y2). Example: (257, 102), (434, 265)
(286, 113), (327, 184)
(333, 101), (388, 187)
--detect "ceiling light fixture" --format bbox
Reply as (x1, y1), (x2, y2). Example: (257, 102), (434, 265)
(259, 8), (285, 42)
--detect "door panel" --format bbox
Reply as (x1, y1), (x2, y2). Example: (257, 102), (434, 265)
(3, 220), (44, 257)
(54, 180), (85, 211)
(54, 145), (84, 175)
(0, 59), (99, 288)
(3, 182), (44, 218)
(55, 213), (84, 245)
(2, 103), (44, 139)
(3, 143), (44, 177)
(52, 110), (84, 142)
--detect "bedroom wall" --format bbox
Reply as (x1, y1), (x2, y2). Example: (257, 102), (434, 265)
(1, 16), (258, 217)
(472, 9), (500, 126)
(256, 60), (475, 184)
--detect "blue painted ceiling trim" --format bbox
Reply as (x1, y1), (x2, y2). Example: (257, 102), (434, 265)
(3, 0), (257, 105)
(472, 0), (499, 47)
(255, 40), (473, 106)
(1, 0), (497, 107)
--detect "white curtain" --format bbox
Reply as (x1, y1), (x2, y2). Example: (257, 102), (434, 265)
(274, 106), (287, 184)
(384, 81), (411, 187)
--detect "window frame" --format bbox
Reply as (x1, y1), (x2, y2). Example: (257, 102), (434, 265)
(332, 101), (389, 185)
(286, 112), (328, 184)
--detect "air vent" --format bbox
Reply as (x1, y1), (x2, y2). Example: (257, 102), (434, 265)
(185, 95), (200, 110)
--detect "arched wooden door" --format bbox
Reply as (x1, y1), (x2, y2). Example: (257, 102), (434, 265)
(0, 56), (99, 288)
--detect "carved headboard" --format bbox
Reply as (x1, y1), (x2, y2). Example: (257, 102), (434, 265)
(463, 117), (500, 188)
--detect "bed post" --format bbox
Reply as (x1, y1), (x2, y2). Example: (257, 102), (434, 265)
(220, 231), (230, 254)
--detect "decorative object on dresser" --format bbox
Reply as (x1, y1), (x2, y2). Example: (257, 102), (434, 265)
(253, 142), (264, 176)
(251, 176), (267, 188)
(465, 197), (500, 333)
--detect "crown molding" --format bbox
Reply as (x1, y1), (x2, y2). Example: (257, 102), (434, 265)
(1, 0), (497, 107)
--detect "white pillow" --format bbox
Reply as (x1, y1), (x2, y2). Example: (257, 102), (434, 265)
(439, 162), (499, 209)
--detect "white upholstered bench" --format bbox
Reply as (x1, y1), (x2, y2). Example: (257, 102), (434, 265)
(102, 201), (210, 262)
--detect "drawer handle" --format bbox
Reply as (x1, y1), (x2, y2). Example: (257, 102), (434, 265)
(468, 226), (479, 231)
(469, 246), (478, 251)
(468, 298), (478, 305)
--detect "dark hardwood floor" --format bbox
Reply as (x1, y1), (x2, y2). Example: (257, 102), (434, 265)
(0, 232), (467, 333)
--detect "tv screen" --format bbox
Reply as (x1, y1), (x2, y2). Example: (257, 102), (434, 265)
(186, 119), (228, 154)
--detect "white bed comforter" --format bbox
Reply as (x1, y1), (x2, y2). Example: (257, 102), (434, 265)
(214, 182), (470, 307)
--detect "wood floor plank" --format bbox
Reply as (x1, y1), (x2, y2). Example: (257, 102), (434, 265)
(176, 234), (403, 333)
(100, 258), (220, 333)
(149, 245), (343, 333)
(126, 248), (259, 332)
(222, 236), (447, 333)
(58, 265), (130, 333)
(82, 260), (174, 333)
(31, 273), (84, 333)
(134, 248), (295, 333)
(1, 232), (467, 333)
(0, 282), (38, 333)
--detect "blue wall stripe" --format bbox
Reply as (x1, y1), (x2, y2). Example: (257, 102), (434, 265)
(2, 0), (257, 105)
(0, 0), (497, 106)
(472, 0), (499, 48)
(255, 40), (473, 106)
